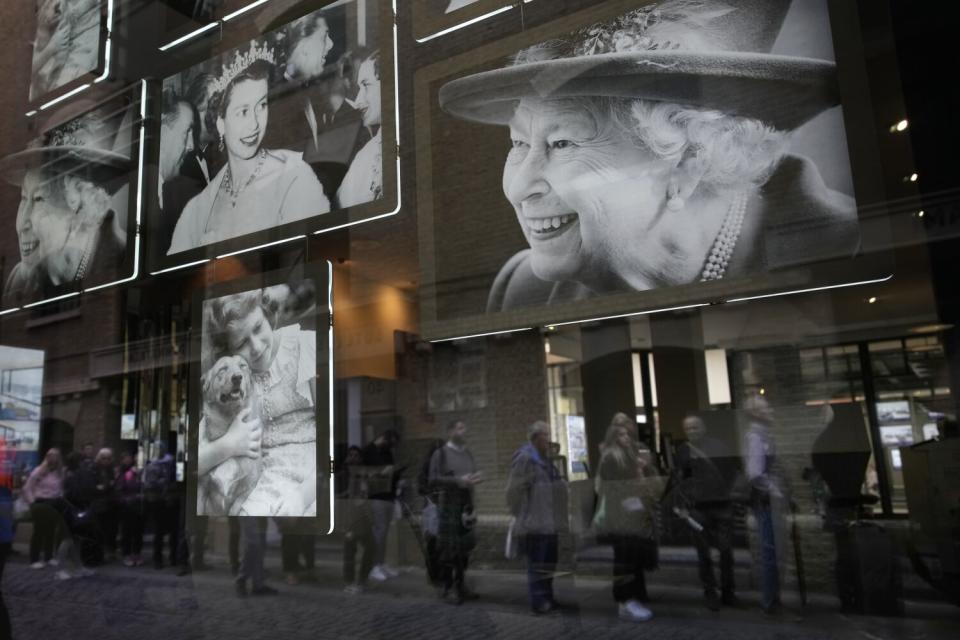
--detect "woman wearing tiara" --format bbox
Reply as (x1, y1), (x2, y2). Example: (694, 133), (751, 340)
(167, 43), (329, 255)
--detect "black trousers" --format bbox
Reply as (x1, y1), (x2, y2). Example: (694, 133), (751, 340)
(281, 532), (316, 573)
(610, 535), (650, 603)
(119, 501), (144, 557)
(147, 498), (179, 566)
(692, 505), (735, 595)
(29, 498), (63, 563)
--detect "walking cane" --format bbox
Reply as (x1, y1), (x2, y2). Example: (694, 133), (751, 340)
(789, 501), (807, 608)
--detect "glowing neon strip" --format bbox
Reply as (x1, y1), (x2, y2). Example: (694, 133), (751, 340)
(546, 303), (712, 328)
(93, 0), (115, 83)
(222, 0), (271, 22)
(430, 327), (534, 343)
(22, 291), (80, 308)
(416, 4), (514, 43)
(725, 275), (893, 303)
(214, 234), (306, 259)
(149, 259), (210, 276)
(38, 83), (92, 112)
(0, 307), (21, 316)
(158, 22), (219, 52)
(326, 260), (335, 534)
(83, 79), (149, 293)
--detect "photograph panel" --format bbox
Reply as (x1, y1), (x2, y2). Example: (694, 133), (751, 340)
(29, 0), (106, 103)
(416, 0), (873, 339)
(0, 89), (141, 309)
(151, 0), (395, 270)
(191, 266), (330, 520)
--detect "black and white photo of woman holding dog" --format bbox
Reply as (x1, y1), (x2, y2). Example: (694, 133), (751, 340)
(196, 278), (319, 518)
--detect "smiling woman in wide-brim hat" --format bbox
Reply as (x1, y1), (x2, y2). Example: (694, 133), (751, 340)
(438, 0), (860, 313)
(1, 103), (134, 307)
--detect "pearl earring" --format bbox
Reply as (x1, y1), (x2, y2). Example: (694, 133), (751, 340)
(667, 194), (685, 211)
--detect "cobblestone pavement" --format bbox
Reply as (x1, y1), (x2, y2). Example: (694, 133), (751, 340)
(4, 551), (958, 640)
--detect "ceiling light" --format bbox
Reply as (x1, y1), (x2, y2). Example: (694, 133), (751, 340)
(868, 296), (878, 304)
(892, 119), (909, 133)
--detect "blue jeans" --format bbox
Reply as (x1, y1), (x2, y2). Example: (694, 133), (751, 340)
(755, 505), (781, 610)
(370, 499), (394, 566)
(524, 534), (558, 609)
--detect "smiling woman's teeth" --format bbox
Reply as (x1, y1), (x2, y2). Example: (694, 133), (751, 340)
(530, 214), (574, 232)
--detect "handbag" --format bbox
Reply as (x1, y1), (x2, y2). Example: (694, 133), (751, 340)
(13, 496), (30, 520)
(422, 497), (439, 537)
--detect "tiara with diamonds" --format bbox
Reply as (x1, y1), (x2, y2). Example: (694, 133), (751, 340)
(210, 41), (277, 98)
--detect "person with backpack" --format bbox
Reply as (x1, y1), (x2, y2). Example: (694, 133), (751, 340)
(505, 420), (569, 614)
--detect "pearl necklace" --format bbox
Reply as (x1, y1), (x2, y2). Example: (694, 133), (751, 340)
(700, 192), (748, 281)
(222, 149), (266, 208)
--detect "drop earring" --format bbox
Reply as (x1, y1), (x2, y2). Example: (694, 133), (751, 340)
(666, 181), (685, 211)
(219, 135), (225, 152)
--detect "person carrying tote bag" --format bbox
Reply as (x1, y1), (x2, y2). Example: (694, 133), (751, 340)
(596, 422), (661, 623)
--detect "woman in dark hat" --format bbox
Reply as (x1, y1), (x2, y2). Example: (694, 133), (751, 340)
(439, 0), (860, 311)
(3, 106), (132, 306)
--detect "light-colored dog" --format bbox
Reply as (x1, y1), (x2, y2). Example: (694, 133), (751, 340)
(199, 355), (262, 516)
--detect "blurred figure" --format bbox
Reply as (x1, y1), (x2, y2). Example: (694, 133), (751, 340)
(429, 421), (482, 605)
(23, 448), (65, 568)
(116, 451), (144, 568)
(810, 403), (875, 611)
(91, 448), (118, 563)
(674, 414), (740, 610)
(182, 72), (223, 184)
(595, 415), (660, 622)
(143, 444), (177, 570)
(338, 446), (374, 594)
(235, 517), (276, 597)
(157, 89), (202, 252)
(417, 439), (446, 588)
(56, 452), (97, 580)
(0, 450), (13, 639)
(505, 420), (568, 614)
(743, 395), (788, 615)
(337, 49), (383, 209)
(278, 519), (316, 585)
(362, 429), (401, 582)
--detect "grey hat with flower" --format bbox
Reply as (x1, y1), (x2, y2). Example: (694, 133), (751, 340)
(0, 102), (134, 188)
(440, 0), (837, 130)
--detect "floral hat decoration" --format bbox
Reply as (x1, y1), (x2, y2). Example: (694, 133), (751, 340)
(440, 0), (839, 131)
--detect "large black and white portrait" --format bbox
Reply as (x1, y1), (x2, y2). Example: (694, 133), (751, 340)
(151, 0), (394, 269)
(0, 95), (138, 309)
(29, 0), (105, 102)
(416, 0), (865, 338)
(195, 273), (325, 518)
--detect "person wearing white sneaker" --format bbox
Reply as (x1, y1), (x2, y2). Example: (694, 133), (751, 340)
(619, 599), (654, 622)
(368, 564), (388, 582)
(54, 569), (72, 581)
(30, 561), (46, 570)
(380, 564), (399, 578)
(595, 417), (662, 621)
